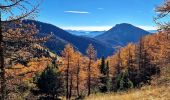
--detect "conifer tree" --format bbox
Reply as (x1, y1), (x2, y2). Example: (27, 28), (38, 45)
(99, 56), (109, 92)
(86, 44), (96, 96)
(0, 0), (47, 99)
(127, 47), (137, 87)
(75, 52), (82, 97)
(112, 50), (122, 91)
(156, 0), (170, 64)
(156, 0), (170, 32)
(106, 61), (110, 91)
(136, 38), (160, 86)
(35, 65), (64, 99)
(62, 44), (75, 100)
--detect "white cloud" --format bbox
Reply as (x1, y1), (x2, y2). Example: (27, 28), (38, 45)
(137, 25), (157, 30)
(62, 26), (112, 31)
(98, 8), (104, 10)
(64, 11), (89, 14)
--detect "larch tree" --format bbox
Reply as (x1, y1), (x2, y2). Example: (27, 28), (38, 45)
(74, 51), (82, 97)
(135, 38), (160, 86)
(116, 50), (122, 75)
(135, 38), (147, 86)
(156, 0), (170, 40)
(156, 0), (170, 63)
(156, 1), (170, 84)
(86, 44), (96, 96)
(0, 0), (49, 99)
(126, 44), (137, 87)
(62, 44), (75, 100)
(4, 23), (51, 65)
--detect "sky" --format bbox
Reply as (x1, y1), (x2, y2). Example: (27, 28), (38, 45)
(3, 0), (165, 31)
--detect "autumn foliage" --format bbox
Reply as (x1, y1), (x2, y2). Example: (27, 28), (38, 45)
(1, 0), (170, 100)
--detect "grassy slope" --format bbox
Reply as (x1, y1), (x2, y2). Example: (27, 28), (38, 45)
(85, 85), (170, 100)
(85, 64), (170, 100)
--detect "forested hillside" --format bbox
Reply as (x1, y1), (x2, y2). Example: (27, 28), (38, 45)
(24, 20), (114, 58)
(0, 0), (170, 100)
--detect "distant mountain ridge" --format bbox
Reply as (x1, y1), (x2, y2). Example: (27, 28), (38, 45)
(95, 23), (150, 47)
(24, 20), (114, 58)
(66, 30), (106, 38)
(23, 20), (151, 57)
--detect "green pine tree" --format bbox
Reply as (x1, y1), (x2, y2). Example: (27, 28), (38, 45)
(34, 65), (64, 99)
(99, 56), (109, 92)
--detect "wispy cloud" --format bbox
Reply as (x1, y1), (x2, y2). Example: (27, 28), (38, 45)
(97, 8), (104, 10)
(64, 10), (89, 14)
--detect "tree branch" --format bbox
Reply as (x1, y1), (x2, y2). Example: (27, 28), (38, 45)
(0, 0), (24, 9)
(2, 4), (39, 23)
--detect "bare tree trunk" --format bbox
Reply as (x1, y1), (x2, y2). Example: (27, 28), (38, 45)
(117, 50), (121, 74)
(0, 11), (6, 100)
(87, 59), (91, 96)
(69, 74), (73, 99)
(66, 56), (70, 100)
(76, 59), (80, 97)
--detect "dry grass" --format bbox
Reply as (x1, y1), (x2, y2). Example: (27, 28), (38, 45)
(85, 85), (170, 100)
(86, 64), (170, 100)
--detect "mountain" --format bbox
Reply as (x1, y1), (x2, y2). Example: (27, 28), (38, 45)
(66, 30), (106, 37)
(24, 20), (114, 58)
(95, 23), (150, 47)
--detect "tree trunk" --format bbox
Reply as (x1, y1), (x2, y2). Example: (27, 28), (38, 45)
(66, 56), (70, 100)
(76, 59), (80, 97)
(0, 11), (6, 100)
(69, 73), (73, 99)
(87, 59), (91, 96)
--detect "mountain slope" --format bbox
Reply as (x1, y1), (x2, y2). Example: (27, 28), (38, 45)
(95, 23), (150, 47)
(24, 20), (114, 57)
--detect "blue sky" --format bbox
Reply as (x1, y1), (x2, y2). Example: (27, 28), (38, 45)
(38, 0), (164, 31)
(3, 0), (164, 31)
